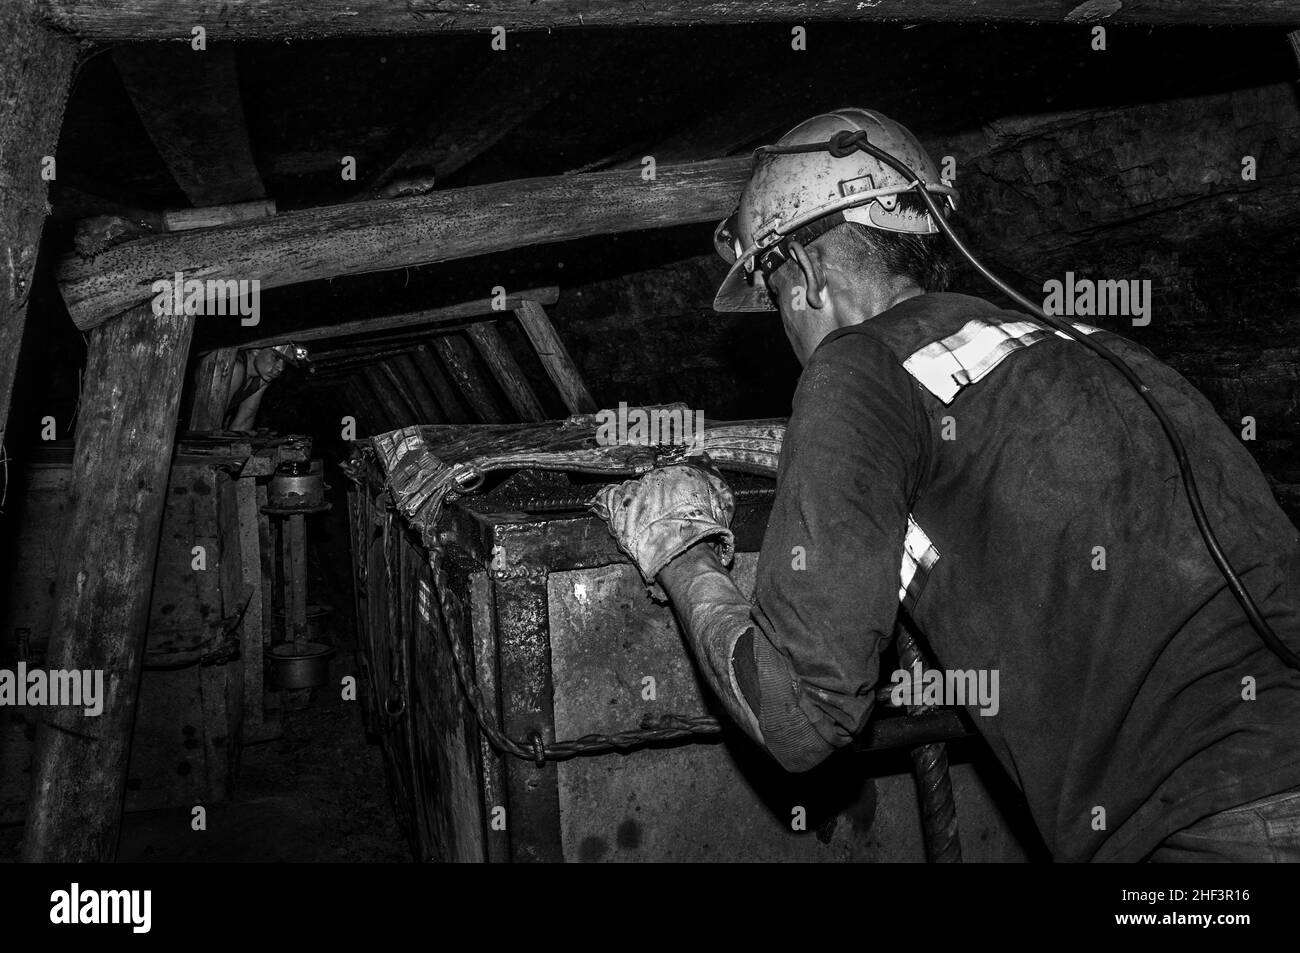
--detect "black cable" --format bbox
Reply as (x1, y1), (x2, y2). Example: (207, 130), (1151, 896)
(762, 130), (1300, 671)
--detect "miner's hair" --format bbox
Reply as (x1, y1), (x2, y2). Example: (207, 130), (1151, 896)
(818, 193), (955, 292)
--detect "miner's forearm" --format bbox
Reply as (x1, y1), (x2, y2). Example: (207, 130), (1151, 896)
(658, 544), (764, 744)
(658, 544), (832, 771)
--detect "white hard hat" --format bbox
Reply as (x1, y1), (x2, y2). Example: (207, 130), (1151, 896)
(713, 108), (958, 312)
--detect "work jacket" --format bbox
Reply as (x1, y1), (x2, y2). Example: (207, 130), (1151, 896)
(751, 291), (1300, 861)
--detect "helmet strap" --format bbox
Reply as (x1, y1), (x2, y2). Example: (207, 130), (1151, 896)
(756, 211), (847, 277)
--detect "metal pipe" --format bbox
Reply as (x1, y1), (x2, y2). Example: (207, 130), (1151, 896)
(897, 626), (963, 863)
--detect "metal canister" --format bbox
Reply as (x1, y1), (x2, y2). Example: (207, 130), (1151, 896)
(269, 459), (325, 508)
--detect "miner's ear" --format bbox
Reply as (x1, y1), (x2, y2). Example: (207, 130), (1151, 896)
(788, 240), (828, 310)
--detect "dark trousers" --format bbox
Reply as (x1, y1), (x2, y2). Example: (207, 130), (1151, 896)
(1148, 785), (1300, 862)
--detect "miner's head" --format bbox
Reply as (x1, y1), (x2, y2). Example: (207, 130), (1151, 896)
(250, 347), (288, 382)
(713, 108), (957, 365)
(250, 343), (309, 382)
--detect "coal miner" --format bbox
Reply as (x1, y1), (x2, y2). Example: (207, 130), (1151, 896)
(224, 343), (309, 432)
(594, 108), (1300, 862)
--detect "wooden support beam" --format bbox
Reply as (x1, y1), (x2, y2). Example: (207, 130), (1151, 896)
(111, 44), (265, 207)
(0, 5), (78, 456)
(51, 186), (163, 228)
(231, 287), (559, 351)
(466, 321), (546, 422)
(233, 474), (265, 737)
(430, 334), (509, 424)
(215, 469), (267, 742)
(377, 359), (425, 424)
(514, 300), (596, 414)
(40, 0), (1300, 39)
(359, 364), (410, 429)
(188, 345), (239, 430)
(360, 55), (578, 197)
(413, 344), (471, 424)
(22, 302), (196, 862)
(311, 342), (421, 365)
(392, 353), (445, 423)
(56, 159), (748, 330)
(162, 199), (276, 232)
(340, 377), (383, 437)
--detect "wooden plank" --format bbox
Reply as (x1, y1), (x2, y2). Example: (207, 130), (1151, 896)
(347, 372), (389, 434)
(231, 287), (558, 351)
(377, 360), (425, 424)
(360, 364), (410, 429)
(466, 321), (546, 422)
(162, 199), (276, 232)
(56, 159), (750, 329)
(188, 345), (239, 430)
(413, 344), (471, 424)
(51, 186), (163, 229)
(513, 300), (595, 414)
(340, 378), (381, 436)
(392, 353), (445, 423)
(254, 478), (279, 744)
(235, 474), (266, 738)
(430, 334), (508, 424)
(0, 5), (78, 455)
(111, 44), (265, 206)
(21, 302), (196, 862)
(360, 55), (579, 197)
(43, 0), (1300, 39)
(313, 343), (421, 367)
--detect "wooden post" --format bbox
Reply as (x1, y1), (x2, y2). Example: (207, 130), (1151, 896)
(514, 301), (596, 414)
(0, 6), (78, 453)
(188, 346), (240, 430)
(22, 302), (196, 862)
(217, 468), (269, 740)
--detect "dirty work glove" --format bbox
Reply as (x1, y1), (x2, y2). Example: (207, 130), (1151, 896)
(591, 462), (736, 582)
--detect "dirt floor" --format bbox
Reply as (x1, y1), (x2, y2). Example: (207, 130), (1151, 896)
(0, 648), (410, 863)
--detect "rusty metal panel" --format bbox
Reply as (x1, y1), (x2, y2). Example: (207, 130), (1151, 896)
(548, 557), (884, 861)
(492, 570), (563, 862)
